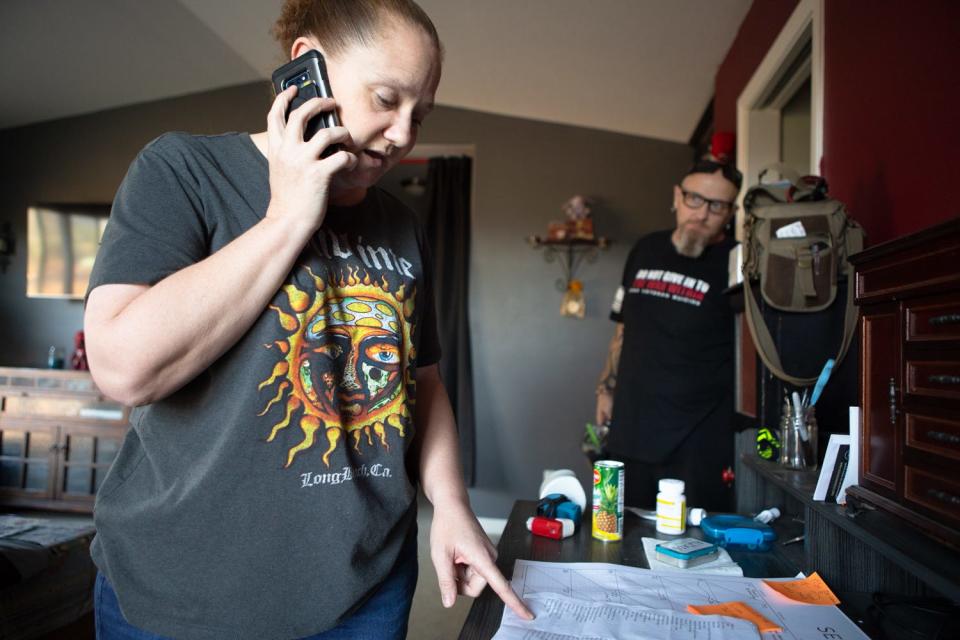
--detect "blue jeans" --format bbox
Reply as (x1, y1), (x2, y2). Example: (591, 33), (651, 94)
(95, 539), (418, 640)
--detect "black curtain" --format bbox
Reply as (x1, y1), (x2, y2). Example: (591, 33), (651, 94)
(424, 156), (476, 486)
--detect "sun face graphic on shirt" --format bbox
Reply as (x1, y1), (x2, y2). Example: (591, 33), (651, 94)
(258, 266), (416, 467)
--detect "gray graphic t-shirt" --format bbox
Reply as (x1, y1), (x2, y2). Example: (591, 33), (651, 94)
(87, 132), (440, 639)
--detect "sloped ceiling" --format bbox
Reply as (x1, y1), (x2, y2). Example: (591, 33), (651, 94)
(0, 0), (750, 142)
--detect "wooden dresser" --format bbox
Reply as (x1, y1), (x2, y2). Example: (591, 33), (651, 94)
(0, 367), (129, 513)
(849, 218), (960, 545)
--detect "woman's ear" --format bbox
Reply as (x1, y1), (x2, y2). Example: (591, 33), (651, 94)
(290, 36), (322, 61)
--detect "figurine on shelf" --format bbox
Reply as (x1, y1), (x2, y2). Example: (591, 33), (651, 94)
(546, 221), (568, 242)
(561, 279), (586, 318)
(71, 330), (89, 371)
(562, 195), (594, 240)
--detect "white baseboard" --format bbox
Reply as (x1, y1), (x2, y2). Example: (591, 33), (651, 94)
(477, 517), (508, 539)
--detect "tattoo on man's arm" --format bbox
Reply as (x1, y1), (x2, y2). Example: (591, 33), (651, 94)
(597, 326), (624, 393)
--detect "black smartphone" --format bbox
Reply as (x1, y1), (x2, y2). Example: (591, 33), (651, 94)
(271, 50), (340, 150)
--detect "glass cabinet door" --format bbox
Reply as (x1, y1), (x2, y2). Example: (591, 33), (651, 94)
(62, 429), (122, 499)
(0, 425), (56, 498)
(0, 368), (130, 511)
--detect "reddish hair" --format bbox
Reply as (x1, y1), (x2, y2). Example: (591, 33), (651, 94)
(272, 0), (442, 60)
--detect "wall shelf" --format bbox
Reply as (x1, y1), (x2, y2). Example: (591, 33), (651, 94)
(527, 236), (610, 291)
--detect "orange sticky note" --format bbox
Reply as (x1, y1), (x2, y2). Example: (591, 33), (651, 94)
(762, 572), (841, 605)
(686, 601), (782, 633)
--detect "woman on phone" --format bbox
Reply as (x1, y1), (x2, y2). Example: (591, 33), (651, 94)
(84, 1), (532, 637)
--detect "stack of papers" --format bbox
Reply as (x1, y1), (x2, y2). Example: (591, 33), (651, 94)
(0, 517), (38, 540)
(0, 515), (94, 546)
(493, 560), (869, 640)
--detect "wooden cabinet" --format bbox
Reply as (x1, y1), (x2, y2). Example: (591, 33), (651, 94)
(849, 218), (960, 544)
(0, 367), (129, 513)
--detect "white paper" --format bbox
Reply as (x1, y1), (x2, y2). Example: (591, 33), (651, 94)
(494, 560), (870, 640)
(640, 537), (743, 576)
(728, 243), (744, 288)
(775, 221), (807, 238)
(494, 593), (757, 640)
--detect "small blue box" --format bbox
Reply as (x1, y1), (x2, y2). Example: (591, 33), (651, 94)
(654, 538), (719, 568)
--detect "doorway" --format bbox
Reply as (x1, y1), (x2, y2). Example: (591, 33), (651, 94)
(377, 143), (475, 224)
(735, 0), (824, 234)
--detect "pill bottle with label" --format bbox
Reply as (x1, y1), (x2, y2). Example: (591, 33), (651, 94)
(656, 478), (686, 535)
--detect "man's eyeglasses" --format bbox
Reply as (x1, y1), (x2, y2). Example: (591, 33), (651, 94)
(680, 188), (736, 216)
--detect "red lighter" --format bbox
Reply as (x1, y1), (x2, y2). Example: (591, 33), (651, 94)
(526, 516), (575, 540)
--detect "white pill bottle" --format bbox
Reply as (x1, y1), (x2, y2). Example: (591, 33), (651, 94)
(655, 478), (686, 534)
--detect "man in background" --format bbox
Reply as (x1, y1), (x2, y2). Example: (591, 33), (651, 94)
(595, 159), (742, 511)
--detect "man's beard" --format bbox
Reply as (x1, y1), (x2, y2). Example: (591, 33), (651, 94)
(672, 225), (709, 258)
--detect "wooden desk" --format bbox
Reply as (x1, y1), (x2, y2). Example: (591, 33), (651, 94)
(0, 511), (96, 639)
(457, 500), (798, 640)
(740, 456), (960, 603)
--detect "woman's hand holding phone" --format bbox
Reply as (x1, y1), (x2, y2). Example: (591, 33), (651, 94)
(263, 85), (356, 235)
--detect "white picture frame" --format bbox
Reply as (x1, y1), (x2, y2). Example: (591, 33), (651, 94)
(839, 407), (861, 504)
(814, 434), (850, 502)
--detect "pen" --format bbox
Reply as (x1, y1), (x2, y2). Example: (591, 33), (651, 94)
(810, 359), (835, 407)
(791, 391), (809, 441)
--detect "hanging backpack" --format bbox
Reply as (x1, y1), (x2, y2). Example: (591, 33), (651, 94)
(741, 165), (865, 386)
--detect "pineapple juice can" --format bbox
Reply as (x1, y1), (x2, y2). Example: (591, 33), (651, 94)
(592, 460), (624, 541)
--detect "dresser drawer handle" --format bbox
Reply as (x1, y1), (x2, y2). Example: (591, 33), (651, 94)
(927, 488), (960, 507)
(928, 374), (960, 385)
(930, 313), (960, 326)
(928, 430), (960, 445)
(889, 377), (898, 425)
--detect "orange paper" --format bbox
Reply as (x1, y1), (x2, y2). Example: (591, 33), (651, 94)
(686, 601), (782, 633)
(762, 572), (841, 605)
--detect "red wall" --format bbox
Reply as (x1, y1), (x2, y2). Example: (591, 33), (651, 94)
(716, 1), (960, 245)
(823, 1), (960, 244)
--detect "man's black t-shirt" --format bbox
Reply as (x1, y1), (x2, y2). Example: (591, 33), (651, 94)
(607, 230), (735, 463)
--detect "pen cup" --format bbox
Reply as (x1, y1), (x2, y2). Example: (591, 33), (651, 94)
(780, 404), (817, 471)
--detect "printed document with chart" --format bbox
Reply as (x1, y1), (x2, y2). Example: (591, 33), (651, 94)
(493, 560), (869, 640)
